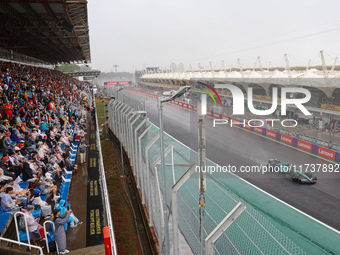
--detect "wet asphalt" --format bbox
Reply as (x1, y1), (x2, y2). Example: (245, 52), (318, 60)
(146, 98), (340, 231)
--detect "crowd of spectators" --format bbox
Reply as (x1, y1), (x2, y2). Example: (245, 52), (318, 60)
(0, 61), (93, 252)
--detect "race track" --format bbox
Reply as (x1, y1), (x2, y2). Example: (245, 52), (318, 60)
(146, 98), (340, 231)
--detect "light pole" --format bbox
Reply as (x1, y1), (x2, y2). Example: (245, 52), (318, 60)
(198, 94), (207, 255)
(158, 86), (191, 255)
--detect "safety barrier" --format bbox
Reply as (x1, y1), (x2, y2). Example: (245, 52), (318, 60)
(108, 92), (307, 255)
(94, 96), (118, 255)
(43, 220), (59, 254)
(0, 236), (43, 254)
(128, 89), (340, 163)
(13, 212), (31, 250)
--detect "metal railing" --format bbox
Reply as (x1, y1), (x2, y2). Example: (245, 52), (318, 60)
(94, 95), (118, 255)
(0, 236), (43, 255)
(43, 220), (59, 254)
(13, 212), (31, 250)
(0, 48), (54, 69)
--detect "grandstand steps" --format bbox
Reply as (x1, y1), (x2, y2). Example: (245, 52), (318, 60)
(0, 240), (41, 254)
(0, 243), (109, 255)
(67, 244), (105, 255)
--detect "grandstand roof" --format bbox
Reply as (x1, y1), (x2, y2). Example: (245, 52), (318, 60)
(0, 0), (90, 64)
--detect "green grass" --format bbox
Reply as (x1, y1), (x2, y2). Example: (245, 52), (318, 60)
(96, 98), (142, 255)
(96, 98), (109, 127)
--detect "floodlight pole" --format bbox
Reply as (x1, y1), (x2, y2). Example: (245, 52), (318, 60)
(158, 86), (190, 255)
(157, 97), (170, 255)
(198, 94), (207, 255)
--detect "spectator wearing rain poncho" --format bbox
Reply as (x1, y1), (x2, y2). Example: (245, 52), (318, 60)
(39, 175), (57, 195)
(0, 168), (13, 185)
(31, 190), (52, 218)
(56, 199), (82, 229)
(47, 156), (61, 178)
(39, 121), (49, 131)
(25, 205), (42, 246)
(5, 179), (29, 208)
(1, 187), (22, 213)
(52, 208), (71, 254)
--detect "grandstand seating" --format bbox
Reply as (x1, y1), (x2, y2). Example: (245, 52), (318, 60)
(17, 142), (78, 242)
(0, 60), (91, 253)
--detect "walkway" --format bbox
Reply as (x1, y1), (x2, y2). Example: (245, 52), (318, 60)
(66, 113), (104, 251)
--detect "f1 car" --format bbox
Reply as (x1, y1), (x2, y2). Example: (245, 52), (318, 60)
(267, 159), (317, 184)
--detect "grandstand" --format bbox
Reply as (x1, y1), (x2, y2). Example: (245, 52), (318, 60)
(140, 56), (340, 151)
(0, 1), (116, 255)
(0, 0), (90, 64)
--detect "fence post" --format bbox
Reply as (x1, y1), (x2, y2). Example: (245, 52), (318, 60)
(153, 145), (176, 254)
(126, 113), (138, 161)
(145, 133), (160, 228)
(114, 102), (124, 134)
(171, 164), (196, 255)
(122, 107), (132, 146)
(123, 110), (133, 146)
(205, 202), (246, 255)
(114, 103), (124, 136)
(137, 124), (151, 204)
(133, 119), (147, 186)
(128, 114), (140, 168)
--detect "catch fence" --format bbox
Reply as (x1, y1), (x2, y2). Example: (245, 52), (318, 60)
(105, 87), (305, 255)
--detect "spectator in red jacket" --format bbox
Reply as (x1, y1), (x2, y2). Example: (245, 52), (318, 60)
(3, 100), (12, 120)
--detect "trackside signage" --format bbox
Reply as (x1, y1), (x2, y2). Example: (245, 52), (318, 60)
(297, 140), (312, 152)
(244, 123), (252, 130)
(280, 134), (293, 145)
(254, 127), (263, 134)
(317, 147), (336, 160)
(213, 112), (220, 118)
(104, 81), (131, 86)
(266, 129), (277, 139)
(232, 118), (241, 126)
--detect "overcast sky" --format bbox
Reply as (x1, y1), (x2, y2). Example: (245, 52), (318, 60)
(87, 0), (340, 73)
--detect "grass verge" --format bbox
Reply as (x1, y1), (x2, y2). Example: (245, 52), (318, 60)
(96, 98), (142, 255)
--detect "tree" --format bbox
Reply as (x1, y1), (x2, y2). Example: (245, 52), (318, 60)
(57, 64), (80, 73)
(79, 65), (92, 71)
(98, 72), (133, 79)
